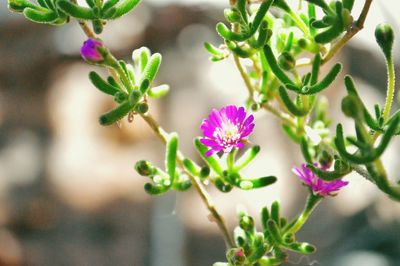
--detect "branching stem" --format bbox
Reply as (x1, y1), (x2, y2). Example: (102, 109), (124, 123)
(322, 0), (373, 64)
(76, 17), (235, 249)
(141, 113), (235, 248)
(285, 193), (322, 234)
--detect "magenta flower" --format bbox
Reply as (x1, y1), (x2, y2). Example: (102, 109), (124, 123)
(80, 38), (104, 63)
(292, 164), (348, 197)
(200, 105), (255, 157)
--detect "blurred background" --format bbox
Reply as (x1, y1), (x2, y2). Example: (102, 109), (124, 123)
(1, 0), (400, 265)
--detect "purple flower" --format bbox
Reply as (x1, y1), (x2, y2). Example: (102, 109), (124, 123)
(200, 105), (255, 157)
(292, 164), (348, 197)
(80, 38), (104, 62)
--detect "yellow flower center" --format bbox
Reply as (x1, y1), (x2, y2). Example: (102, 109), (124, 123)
(214, 121), (241, 147)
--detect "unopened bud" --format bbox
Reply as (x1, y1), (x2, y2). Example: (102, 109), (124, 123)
(375, 23), (394, 60)
(135, 102), (149, 114)
(278, 52), (296, 71)
(224, 8), (241, 23)
(135, 160), (154, 176)
(80, 38), (104, 63)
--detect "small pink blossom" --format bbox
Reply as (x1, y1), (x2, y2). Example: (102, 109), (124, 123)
(292, 164), (348, 196)
(200, 105), (255, 157)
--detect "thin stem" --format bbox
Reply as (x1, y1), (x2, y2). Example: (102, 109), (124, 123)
(79, 21), (96, 39)
(262, 102), (297, 128)
(285, 193), (322, 234)
(289, 11), (312, 39)
(226, 149), (237, 171)
(322, 0), (373, 64)
(374, 159), (388, 179)
(141, 113), (235, 248)
(370, 58), (395, 150)
(140, 113), (169, 144)
(251, 55), (262, 78)
(233, 54), (255, 99)
(383, 57), (395, 122)
(377, 180), (400, 201)
(70, 0), (96, 39)
(75, 16), (235, 249)
(354, 121), (389, 183)
(231, 20), (255, 101)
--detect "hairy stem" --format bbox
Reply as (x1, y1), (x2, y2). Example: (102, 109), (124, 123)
(383, 57), (395, 122)
(320, 142), (375, 183)
(322, 0), (373, 64)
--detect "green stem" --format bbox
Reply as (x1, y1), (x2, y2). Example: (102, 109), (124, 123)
(322, 0), (373, 64)
(383, 57), (395, 122)
(289, 10), (311, 39)
(285, 193), (322, 234)
(141, 113), (235, 248)
(76, 17), (235, 250)
(262, 102), (297, 128)
(227, 148), (237, 171)
(377, 180), (400, 201)
(233, 54), (255, 99)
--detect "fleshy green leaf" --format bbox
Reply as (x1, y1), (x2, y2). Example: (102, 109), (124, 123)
(23, 7), (59, 23)
(57, 0), (96, 20)
(99, 101), (132, 126)
(194, 138), (223, 176)
(89, 71), (119, 95)
(140, 53), (161, 85)
(300, 63), (342, 94)
(166, 133), (178, 184)
(110, 0), (140, 19)
(263, 45), (296, 87)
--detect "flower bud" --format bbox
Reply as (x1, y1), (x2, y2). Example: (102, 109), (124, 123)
(375, 23), (394, 60)
(318, 150), (333, 169)
(227, 248), (246, 266)
(114, 92), (127, 103)
(239, 215), (254, 231)
(135, 160), (154, 176)
(334, 159), (350, 173)
(297, 38), (308, 49)
(224, 8), (241, 23)
(135, 102), (149, 114)
(199, 166), (210, 178)
(251, 102), (260, 111)
(283, 232), (295, 244)
(341, 95), (362, 119)
(278, 52), (296, 71)
(80, 38), (104, 63)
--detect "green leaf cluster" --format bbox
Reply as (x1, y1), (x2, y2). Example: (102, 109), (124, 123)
(135, 133), (192, 195)
(187, 139), (277, 193)
(89, 47), (166, 126)
(214, 203), (316, 266)
(8, 0), (68, 25)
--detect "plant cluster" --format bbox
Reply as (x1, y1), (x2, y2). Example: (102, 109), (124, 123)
(7, 0), (399, 265)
